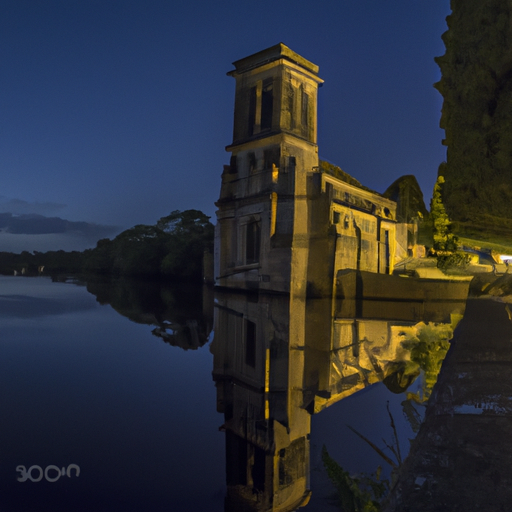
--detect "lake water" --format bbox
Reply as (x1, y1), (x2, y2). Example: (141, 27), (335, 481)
(0, 275), (430, 511)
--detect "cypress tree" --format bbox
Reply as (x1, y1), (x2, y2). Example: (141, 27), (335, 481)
(430, 176), (458, 252)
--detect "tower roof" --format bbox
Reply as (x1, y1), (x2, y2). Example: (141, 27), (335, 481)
(228, 42), (320, 77)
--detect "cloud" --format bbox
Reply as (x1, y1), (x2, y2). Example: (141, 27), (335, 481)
(0, 232), (104, 253)
(0, 213), (117, 235)
(0, 197), (67, 215)
(0, 213), (120, 253)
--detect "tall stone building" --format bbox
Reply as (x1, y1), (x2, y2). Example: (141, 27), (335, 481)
(215, 43), (398, 297)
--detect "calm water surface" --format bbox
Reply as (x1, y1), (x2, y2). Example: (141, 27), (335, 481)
(0, 276), (224, 512)
(0, 276), (423, 511)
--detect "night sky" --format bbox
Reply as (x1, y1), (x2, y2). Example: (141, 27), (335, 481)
(1, 0), (451, 251)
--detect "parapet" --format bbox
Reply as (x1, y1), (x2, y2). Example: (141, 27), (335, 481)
(228, 42), (320, 77)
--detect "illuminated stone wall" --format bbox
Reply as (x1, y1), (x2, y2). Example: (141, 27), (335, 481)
(215, 43), (399, 299)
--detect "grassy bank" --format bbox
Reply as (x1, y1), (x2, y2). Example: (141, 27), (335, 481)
(458, 236), (512, 255)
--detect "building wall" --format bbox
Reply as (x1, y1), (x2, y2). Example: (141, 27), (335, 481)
(215, 43), (399, 298)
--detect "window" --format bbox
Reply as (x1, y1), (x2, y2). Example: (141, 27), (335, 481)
(300, 85), (309, 138)
(248, 152), (257, 173)
(247, 79), (273, 136)
(261, 79), (273, 131)
(245, 319), (256, 368)
(245, 220), (261, 264)
(286, 82), (295, 130)
(284, 155), (296, 173)
(229, 154), (238, 174)
(263, 147), (280, 170)
(248, 86), (257, 136)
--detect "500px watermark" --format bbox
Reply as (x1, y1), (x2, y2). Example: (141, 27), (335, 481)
(16, 464), (80, 483)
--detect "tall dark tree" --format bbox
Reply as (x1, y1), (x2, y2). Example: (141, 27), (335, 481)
(383, 175), (428, 223)
(435, 0), (512, 233)
(158, 210), (214, 280)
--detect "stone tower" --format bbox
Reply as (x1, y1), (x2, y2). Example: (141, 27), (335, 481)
(215, 43), (324, 294)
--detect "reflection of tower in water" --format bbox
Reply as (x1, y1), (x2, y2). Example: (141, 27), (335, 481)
(212, 290), (312, 512)
(211, 288), (468, 511)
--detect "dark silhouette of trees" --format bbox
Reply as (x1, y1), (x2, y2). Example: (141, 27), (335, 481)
(435, 0), (512, 235)
(1, 209), (214, 282)
(158, 209), (214, 280)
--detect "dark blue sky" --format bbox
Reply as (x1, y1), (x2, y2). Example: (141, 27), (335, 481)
(1, 0), (451, 249)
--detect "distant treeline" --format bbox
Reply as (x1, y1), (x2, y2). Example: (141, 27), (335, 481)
(0, 210), (214, 282)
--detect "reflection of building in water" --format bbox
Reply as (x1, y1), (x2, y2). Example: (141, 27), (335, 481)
(212, 290), (312, 512)
(212, 289), (467, 511)
(215, 43), (399, 296)
(305, 270), (469, 412)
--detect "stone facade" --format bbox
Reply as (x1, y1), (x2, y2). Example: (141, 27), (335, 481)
(215, 43), (399, 297)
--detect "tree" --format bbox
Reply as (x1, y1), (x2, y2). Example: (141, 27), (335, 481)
(158, 210), (214, 281)
(430, 176), (458, 253)
(0, 209), (216, 280)
(435, 0), (512, 231)
(383, 175), (428, 224)
(83, 238), (115, 274)
(110, 225), (168, 276)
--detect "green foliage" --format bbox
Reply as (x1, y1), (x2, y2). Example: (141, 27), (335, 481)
(383, 175), (428, 223)
(322, 446), (388, 512)
(457, 235), (512, 255)
(156, 209), (213, 239)
(436, 251), (472, 272)
(0, 249), (85, 275)
(84, 277), (211, 350)
(430, 176), (458, 253)
(0, 209), (214, 282)
(82, 209), (214, 280)
(111, 224), (168, 276)
(321, 403), (410, 511)
(401, 322), (454, 400)
(452, 214), (512, 240)
(401, 398), (422, 434)
(435, 1), (512, 230)
(158, 210), (214, 280)
(82, 238), (115, 274)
